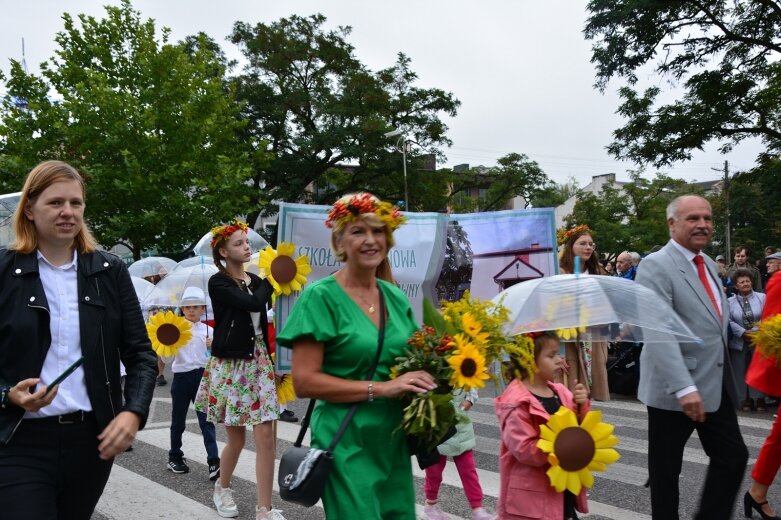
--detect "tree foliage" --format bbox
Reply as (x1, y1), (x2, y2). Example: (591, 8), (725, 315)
(0, 1), (254, 258)
(565, 171), (692, 256)
(447, 153), (550, 213)
(229, 14), (460, 221)
(710, 159), (781, 256)
(585, 0), (781, 166)
(528, 177), (580, 209)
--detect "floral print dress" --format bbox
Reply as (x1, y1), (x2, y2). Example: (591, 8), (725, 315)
(194, 279), (279, 426)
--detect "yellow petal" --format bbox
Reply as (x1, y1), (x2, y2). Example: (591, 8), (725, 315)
(578, 467), (594, 489)
(547, 465), (567, 493)
(586, 422), (615, 442)
(539, 425), (556, 443)
(587, 460), (606, 472)
(580, 410), (603, 431)
(595, 436), (619, 449)
(566, 470), (582, 495)
(537, 439), (553, 453)
(593, 448), (621, 464)
(277, 242), (295, 256)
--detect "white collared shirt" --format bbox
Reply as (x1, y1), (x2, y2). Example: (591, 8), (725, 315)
(25, 250), (92, 418)
(169, 321), (213, 373)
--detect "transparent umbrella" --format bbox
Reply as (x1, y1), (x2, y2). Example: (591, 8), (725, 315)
(173, 255), (215, 271)
(142, 263), (219, 317)
(491, 274), (701, 345)
(130, 276), (156, 303)
(128, 256), (176, 280)
(191, 228), (269, 257)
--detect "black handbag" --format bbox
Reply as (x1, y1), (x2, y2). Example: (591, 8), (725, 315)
(278, 286), (386, 507)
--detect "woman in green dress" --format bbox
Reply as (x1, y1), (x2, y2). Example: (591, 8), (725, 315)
(277, 193), (436, 519)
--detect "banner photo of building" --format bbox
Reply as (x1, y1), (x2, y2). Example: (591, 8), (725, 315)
(273, 203), (557, 372)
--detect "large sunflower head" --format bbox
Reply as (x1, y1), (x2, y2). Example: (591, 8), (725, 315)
(461, 312), (489, 345)
(147, 311), (193, 357)
(536, 407), (620, 495)
(276, 374), (296, 405)
(447, 334), (490, 391)
(258, 243), (312, 296)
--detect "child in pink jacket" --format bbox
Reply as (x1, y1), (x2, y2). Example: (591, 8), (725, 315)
(495, 332), (590, 520)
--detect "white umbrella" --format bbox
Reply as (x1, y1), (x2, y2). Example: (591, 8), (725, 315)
(128, 256), (176, 279)
(143, 263), (219, 316)
(191, 227), (269, 257)
(491, 274), (701, 345)
(173, 255), (215, 271)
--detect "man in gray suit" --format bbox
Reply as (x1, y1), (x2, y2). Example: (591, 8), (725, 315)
(635, 195), (748, 520)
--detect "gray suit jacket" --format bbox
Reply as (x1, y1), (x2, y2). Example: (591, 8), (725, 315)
(635, 240), (738, 412)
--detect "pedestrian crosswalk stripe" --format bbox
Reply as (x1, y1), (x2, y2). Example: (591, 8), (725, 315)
(97, 465), (218, 519)
(134, 422), (648, 519)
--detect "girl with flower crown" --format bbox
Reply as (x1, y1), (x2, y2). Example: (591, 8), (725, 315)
(277, 192), (435, 519)
(495, 332), (590, 520)
(194, 220), (284, 520)
(558, 225), (610, 401)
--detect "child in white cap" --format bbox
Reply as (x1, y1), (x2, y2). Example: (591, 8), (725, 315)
(166, 286), (220, 481)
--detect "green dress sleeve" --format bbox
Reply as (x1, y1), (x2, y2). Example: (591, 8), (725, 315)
(276, 278), (338, 347)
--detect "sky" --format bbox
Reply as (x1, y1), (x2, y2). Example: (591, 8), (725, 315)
(0, 0), (765, 187)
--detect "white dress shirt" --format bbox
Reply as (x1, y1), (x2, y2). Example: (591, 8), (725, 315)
(169, 321), (213, 373)
(26, 250), (92, 418)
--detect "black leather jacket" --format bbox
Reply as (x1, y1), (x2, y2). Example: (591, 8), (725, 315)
(0, 249), (157, 444)
(209, 271), (273, 359)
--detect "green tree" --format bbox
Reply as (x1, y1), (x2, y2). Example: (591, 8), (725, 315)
(585, 0), (781, 166)
(229, 14), (459, 220)
(565, 183), (631, 258)
(564, 171), (691, 256)
(0, 1), (254, 258)
(528, 177), (580, 209)
(447, 153), (550, 213)
(710, 160), (781, 257)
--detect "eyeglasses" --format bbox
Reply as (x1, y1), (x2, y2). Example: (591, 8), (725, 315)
(575, 241), (596, 248)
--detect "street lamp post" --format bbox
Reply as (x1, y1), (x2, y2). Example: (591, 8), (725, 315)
(384, 128), (409, 210)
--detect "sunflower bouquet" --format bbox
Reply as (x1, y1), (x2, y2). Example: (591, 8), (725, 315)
(393, 292), (514, 455)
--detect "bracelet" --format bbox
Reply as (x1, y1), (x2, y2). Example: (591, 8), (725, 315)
(367, 383), (374, 402)
(0, 387), (9, 410)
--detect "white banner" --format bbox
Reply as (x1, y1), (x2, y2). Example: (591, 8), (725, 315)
(272, 204), (557, 372)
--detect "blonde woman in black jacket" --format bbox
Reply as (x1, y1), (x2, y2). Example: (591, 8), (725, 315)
(0, 161), (157, 520)
(194, 220), (284, 520)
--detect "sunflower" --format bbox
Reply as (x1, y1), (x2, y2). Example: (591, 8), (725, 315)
(447, 334), (490, 390)
(147, 311), (193, 357)
(754, 314), (781, 362)
(258, 243), (312, 295)
(461, 312), (489, 345)
(276, 374), (296, 405)
(537, 407), (620, 495)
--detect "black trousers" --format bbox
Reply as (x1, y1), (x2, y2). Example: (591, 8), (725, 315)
(647, 387), (748, 520)
(0, 414), (113, 519)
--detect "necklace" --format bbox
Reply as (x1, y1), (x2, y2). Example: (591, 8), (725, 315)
(355, 291), (376, 314)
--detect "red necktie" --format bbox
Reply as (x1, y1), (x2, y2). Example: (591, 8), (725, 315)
(693, 255), (722, 319)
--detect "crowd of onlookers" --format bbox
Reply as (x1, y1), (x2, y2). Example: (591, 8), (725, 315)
(600, 245), (781, 413)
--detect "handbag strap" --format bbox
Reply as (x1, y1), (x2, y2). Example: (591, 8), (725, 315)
(293, 284), (387, 449)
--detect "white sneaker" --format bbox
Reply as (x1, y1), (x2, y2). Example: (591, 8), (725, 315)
(471, 507), (497, 520)
(422, 503), (450, 520)
(213, 481), (239, 518)
(256, 506), (287, 520)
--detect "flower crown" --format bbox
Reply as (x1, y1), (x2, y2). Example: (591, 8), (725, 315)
(210, 219), (249, 248)
(325, 192), (406, 233)
(556, 224), (591, 246)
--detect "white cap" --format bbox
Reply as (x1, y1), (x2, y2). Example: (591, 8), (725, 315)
(180, 286), (206, 307)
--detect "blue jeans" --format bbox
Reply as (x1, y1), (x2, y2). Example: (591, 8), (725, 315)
(169, 367), (218, 461)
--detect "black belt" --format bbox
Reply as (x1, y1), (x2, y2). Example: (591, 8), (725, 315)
(27, 410), (95, 425)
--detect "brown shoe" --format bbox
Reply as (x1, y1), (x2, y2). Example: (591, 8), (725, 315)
(756, 398), (768, 412)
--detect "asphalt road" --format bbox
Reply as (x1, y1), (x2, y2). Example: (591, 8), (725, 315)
(90, 369), (780, 519)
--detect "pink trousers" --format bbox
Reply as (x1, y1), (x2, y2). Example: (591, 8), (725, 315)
(424, 450), (484, 509)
